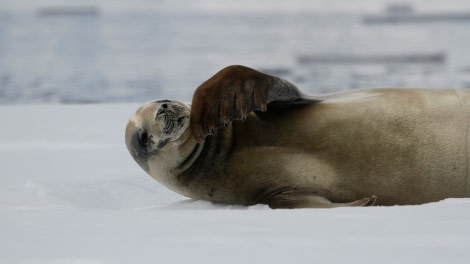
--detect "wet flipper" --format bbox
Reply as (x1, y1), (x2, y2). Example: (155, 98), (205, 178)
(190, 65), (320, 142)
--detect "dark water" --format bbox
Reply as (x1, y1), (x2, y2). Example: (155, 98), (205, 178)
(1, 3), (470, 104)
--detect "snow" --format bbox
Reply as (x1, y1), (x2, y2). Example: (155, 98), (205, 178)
(1, 103), (470, 264)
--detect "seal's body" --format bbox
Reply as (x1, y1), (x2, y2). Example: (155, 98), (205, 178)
(126, 65), (470, 208)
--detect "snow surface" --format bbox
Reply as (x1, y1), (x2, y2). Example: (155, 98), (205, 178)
(1, 104), (470, 264)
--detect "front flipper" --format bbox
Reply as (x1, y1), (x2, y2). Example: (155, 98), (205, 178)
(263, 189), (377, 209)
(190, 65), (320, 142)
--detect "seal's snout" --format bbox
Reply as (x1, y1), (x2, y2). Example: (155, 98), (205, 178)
(156, 102), (189, 123)
(156, 102), (184, 117)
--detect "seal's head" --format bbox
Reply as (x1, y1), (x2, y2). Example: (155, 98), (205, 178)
(125, 100), (196, 183)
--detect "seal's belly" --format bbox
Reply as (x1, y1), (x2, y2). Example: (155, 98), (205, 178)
(235, 88), (470, 205)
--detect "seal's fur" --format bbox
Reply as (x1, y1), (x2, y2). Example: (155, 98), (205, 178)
(125, 65), (470, 208)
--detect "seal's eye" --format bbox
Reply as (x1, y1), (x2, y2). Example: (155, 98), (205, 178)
(140, 131), (149, 146)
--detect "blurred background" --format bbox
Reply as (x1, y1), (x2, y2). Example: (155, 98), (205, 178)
(1, 0), (470, 104)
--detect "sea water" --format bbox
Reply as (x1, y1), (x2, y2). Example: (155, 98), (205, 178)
(1, 0), (470, 104)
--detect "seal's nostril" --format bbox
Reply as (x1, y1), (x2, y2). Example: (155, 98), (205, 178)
(177, 116), (185, 124)
(157, 106), (166, 117)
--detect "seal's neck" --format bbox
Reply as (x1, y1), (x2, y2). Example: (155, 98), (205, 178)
(174, 127), (202, 173)
(178, 123), (235, 178)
